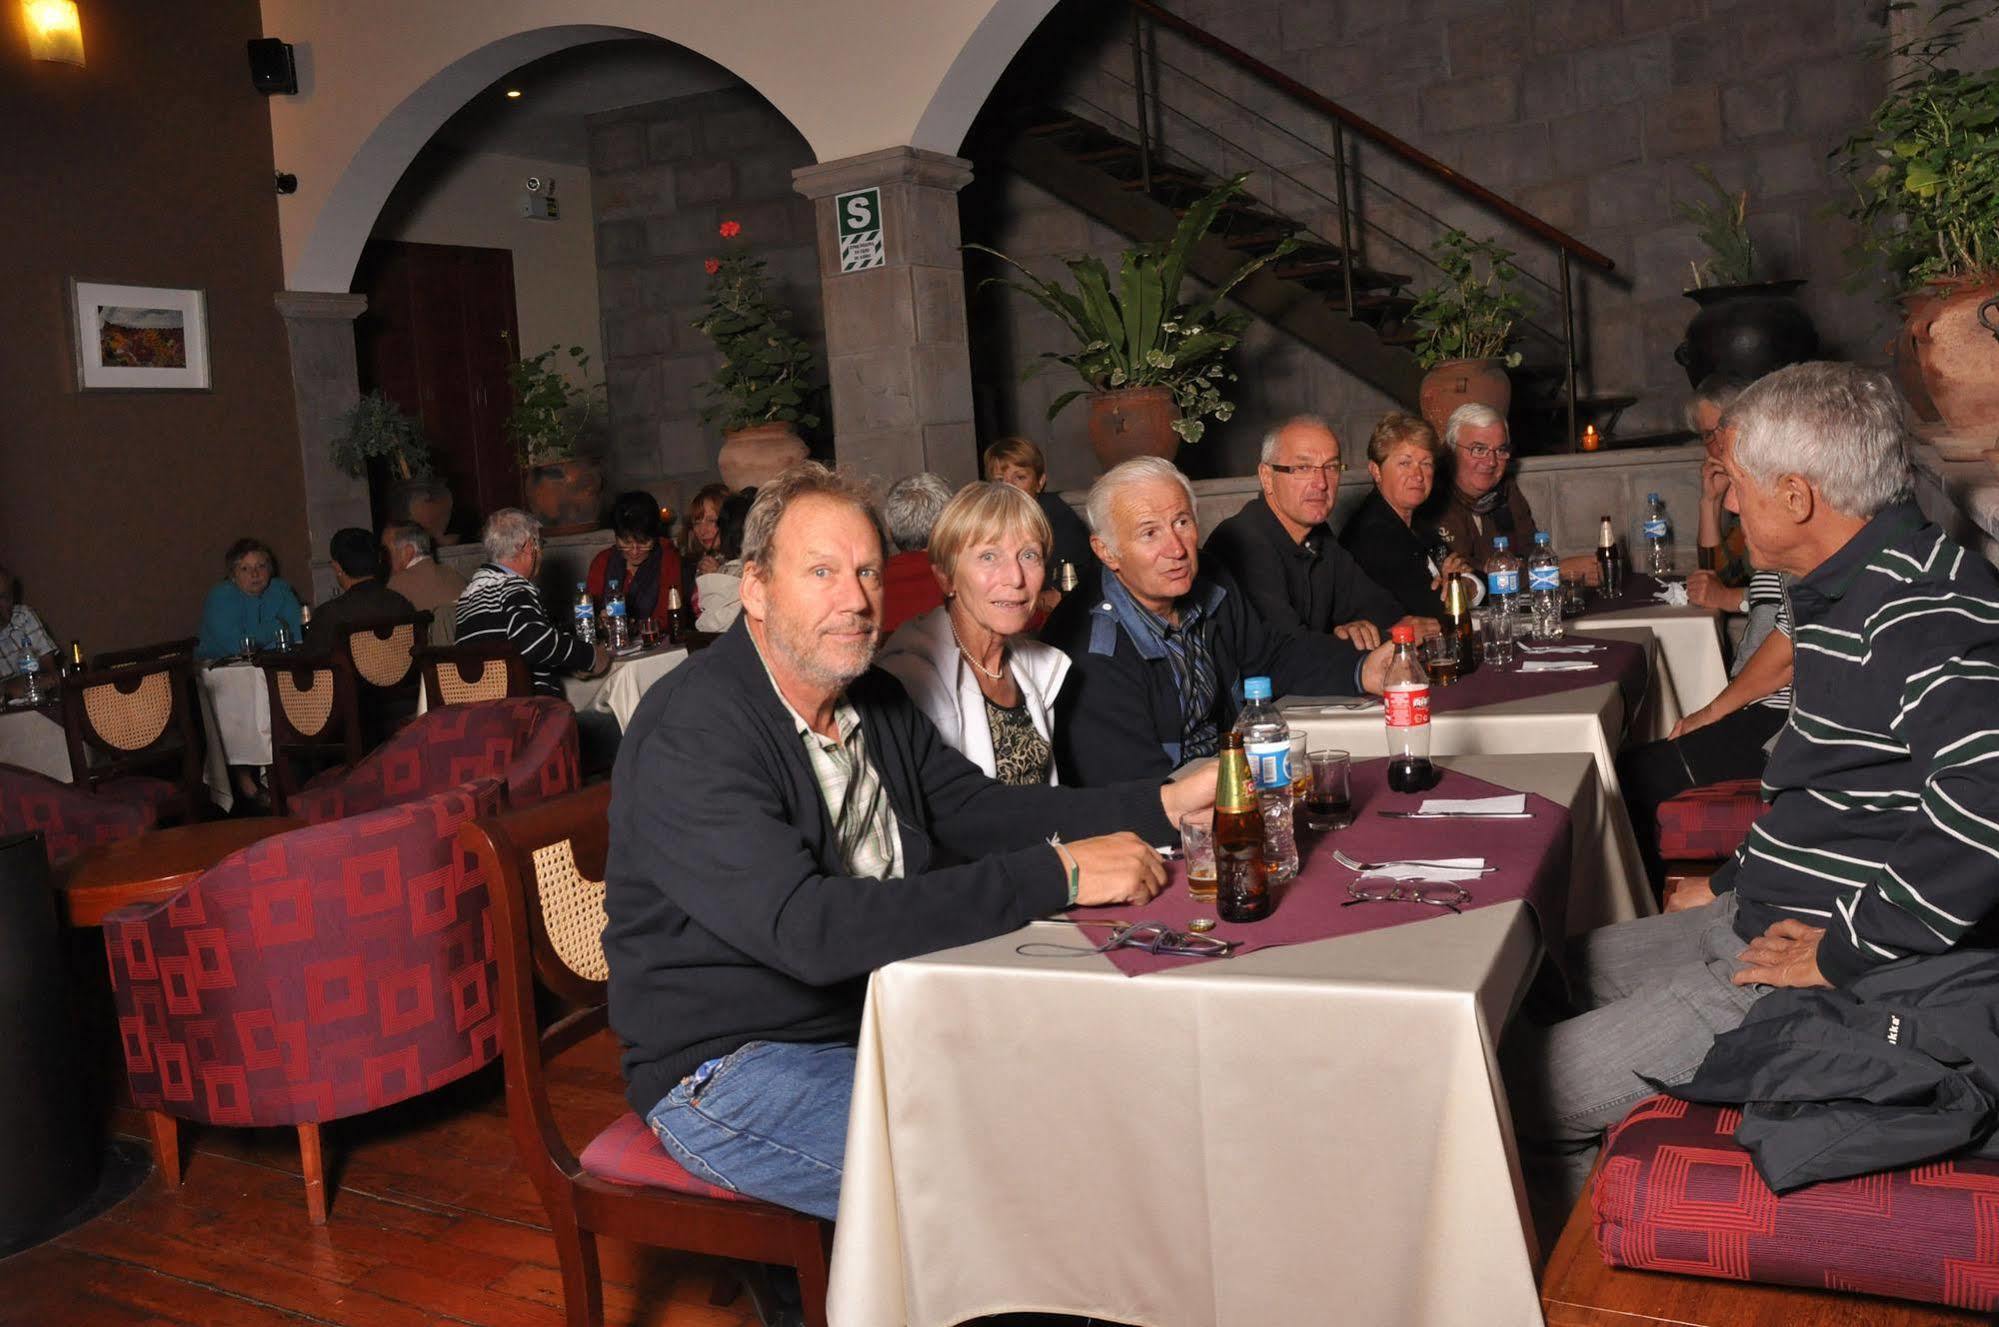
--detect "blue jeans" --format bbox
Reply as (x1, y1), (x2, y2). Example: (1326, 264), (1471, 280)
(646, 1039), (854, 1221)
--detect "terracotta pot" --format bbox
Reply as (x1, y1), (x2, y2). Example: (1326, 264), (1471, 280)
(1673, 280), (1819, 389)
(387, 478), (453, 544)
(1417, 358), (1511, 436)
(1899, 277), (1999, 456)
(524, 457), (604, 532)
(1086, 387), (1181, 470)
(718, 423), (809, 491)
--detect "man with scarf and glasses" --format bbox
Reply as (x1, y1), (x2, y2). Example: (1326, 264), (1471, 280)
(1432, 404), (1598, 582)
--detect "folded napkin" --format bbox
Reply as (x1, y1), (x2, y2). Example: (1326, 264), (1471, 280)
(1420, 793), (1526, 815)
(1517, 643), (1602, 655)
(1369, 860), (1487, 883)
(1518, 660), (1598, 673)
(1654, 582), (1690, 606)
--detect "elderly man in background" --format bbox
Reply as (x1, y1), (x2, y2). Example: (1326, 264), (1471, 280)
(880, 472), (953, 634)
(1043, 456), (1392, 787)
(306, 527), (414, 648)
(1436, 403), (1597, 581)
(1204, 414), (1430, 649)
(382, 521), (467, 628)
(0, 563), (58, 687)
(1505, 361), (1999, 1239)
(606, 463), (1214, 1233)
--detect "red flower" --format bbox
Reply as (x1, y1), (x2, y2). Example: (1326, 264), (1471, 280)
(719, 220), (742, 239)
(703, 257), (721, 275)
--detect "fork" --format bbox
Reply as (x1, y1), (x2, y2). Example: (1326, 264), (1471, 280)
(1333, 849), (1495, 874)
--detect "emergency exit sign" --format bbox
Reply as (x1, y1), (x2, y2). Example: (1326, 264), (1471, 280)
(835, 187), (886, 273)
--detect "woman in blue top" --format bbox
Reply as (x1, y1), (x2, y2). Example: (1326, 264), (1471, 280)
(196, 537), (303, 659)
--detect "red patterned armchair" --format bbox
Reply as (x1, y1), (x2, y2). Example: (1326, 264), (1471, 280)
(0, 761), (158, 869)
(102, 778), (505, 1222)
(1589, 1093), (1999, 1315)
(289, 698), (579, 826)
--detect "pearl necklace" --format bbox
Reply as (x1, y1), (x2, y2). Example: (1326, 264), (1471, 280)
(950, 618), (1007, 681)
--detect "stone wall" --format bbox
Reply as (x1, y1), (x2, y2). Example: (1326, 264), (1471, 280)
(963, 0), (1900, 487)
(586, 87), (825, 513)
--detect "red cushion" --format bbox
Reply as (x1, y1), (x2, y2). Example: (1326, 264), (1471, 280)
(579, 1111), (745, 1203)
(1657, 778), (1770, 861)
(1594, 1094), (1999, 1312)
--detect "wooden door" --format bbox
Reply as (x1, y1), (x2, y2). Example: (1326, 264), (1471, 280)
(354, 240), (521, 537)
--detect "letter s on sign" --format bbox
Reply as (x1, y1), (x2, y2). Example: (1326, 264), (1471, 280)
(844, 194), (874, 229)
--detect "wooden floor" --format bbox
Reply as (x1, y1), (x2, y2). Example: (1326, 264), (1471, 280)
(0, 1031), (771, 1326)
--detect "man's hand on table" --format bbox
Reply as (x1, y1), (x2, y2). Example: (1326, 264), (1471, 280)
(1733, 919), (1831, 989)
(1161, 759), (1217, 824)
(1557, 553), (1602, 586)
(1396, 615), (1442, 641)
(1358, 641), (1397, 694)
(1066, 833), (1168, 906)
(1334, 619), (1382, 650)
(585, 642), (613, 677)
(1685, 570), (1745, 614)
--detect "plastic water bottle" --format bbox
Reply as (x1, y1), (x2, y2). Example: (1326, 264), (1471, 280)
(573, 582), (596, 645)
(1383, 626), (1438, 792)
(19, 652), (41, 705)
(605, 579), (629, 650)
(1642, 493), (1673, 577)
(1528, 531), (1564, 641)
(1234, 676), (1298, 883)
(1487, 536), (1522, 619)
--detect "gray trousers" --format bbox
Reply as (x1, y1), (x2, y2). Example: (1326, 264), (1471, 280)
(1503, 891), (1767, 1243)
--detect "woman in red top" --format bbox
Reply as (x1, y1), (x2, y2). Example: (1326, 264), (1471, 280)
(586, 491), (688, 631)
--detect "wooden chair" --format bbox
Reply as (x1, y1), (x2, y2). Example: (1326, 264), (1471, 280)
(460, 786), (833, 1327)
(260, 654), (363, 815)
(59, 655), (205, 823)
(328, 612), (430, 746)
(417, 642), (533, 709)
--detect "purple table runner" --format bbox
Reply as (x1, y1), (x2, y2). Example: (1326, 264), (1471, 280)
(1578, 573), (1669, 616)
(1430, 633), (1649, 718)
(1066, 761), (1574, 977)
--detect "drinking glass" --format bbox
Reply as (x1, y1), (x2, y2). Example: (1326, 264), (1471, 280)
(240, 634), (257, 660)
(1479, 608), (1515, 666)
(1561, 576), (1588, 615)
(1180, 815), (1217, 902)
(1304, 750), (1354, 831)
(1422, 628), (1462, 685)
(1287, 733), (1309, 804)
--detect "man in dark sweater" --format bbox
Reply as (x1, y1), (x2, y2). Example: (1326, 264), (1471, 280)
(454, 508), (607, 696)
(306, 526), (415, 648)
(1042, 456), (1393, 787)
(1505, 362), (1999, 1240)
(605, 464), (1214, 1223)
(1203, 415), (1429, 648)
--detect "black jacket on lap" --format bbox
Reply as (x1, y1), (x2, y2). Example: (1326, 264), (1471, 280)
(604, 619), (1174, 1115)
(1204, 494), (1405, 635)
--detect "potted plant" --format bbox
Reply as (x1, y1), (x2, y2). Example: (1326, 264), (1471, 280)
(332, 390), (453, 542)
(1835, 1), (1999, 450)
(966, 174), (1293, 467)
(1671, 164), (1819, 389)
(1407, 229), (1530, 435)
(693, 219), (819, 489)
(504, 341), (607, 531)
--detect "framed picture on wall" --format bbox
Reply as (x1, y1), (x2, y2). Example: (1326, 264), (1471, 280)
(68, 280), (212, 391)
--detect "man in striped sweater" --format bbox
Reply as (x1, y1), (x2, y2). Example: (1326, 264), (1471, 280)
(1508, 361), (1999, 1232)
(455, 508), (609, 695)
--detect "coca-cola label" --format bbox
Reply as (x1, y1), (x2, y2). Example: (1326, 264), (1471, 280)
(1528, 566), (1560, 591)
(1385, 683), (1430, 727)
(1246, 739), (1291, 790)
(1487, 569), (1519, 597)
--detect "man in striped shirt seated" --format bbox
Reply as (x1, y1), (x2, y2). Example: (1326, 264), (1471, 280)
(1507, 361), (1999, 1233)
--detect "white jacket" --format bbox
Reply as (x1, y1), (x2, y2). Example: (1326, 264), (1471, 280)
(877, 605), (1071, 784)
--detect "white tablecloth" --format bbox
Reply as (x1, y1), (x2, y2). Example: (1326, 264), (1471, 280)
(1572, 602), (1727, 715)
(829, 753), (1608, 1327)
(0, 707), (70, 780)
(198, 662), (272, 766)
(561, 646), (689, 730)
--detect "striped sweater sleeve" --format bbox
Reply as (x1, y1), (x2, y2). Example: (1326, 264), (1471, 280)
(1821, 594), (1999, 984)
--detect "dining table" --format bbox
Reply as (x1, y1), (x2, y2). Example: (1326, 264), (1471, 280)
(1567, 575), (1729, 717)
(828, 751), (1614, 1327)
(1279, 627), (1668, 927)
(561, 643), (690, 731)
(1, 685), (234, 813)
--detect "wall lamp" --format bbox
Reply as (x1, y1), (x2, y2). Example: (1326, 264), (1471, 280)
(23, 0), (85, 66)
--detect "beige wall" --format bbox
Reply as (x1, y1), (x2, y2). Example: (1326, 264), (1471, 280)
(375, 149), (603, 385)
(255, 0), (1062, 291)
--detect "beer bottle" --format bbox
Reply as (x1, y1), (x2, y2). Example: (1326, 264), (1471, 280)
(1215, 731), (1271, 923)
(1442, 574), (1475, 678)
(66, 639), (85, 679)
(1596, 516), (1624, 598)
(665, 586), (692, 643)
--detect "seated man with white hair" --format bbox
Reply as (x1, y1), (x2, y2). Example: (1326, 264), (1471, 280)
(880, 472), (953, 634)
(1504, 362), (1999, 1238)
(1435, 403), (1597, 581)
(381, 520), (467, 623)
(1042, 456), (1393, 787)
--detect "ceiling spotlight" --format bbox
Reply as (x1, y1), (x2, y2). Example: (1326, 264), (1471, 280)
(505, 89), (523, 99)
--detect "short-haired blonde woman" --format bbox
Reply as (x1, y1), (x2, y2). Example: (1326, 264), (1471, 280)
(1337, 412), (1474, 617)
(879, 482), (1070, 785)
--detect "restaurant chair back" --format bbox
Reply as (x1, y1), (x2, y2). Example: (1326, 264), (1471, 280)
(102, 777), (506, 1224)
(330, 611), (430, 747)
(290, 697), (579, 825)
(59, 655), (205, 824)
(460, 786), (833, 1327)
(0, 761), (158, 869)
(260, 654), (364, 817)
(417, 642), (533, 709)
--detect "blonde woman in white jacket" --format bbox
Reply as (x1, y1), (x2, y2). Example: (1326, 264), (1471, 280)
(879, 481), (1071, 785)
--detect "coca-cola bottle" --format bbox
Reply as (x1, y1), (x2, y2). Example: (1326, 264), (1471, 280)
(1383, 624), (1438, 793)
